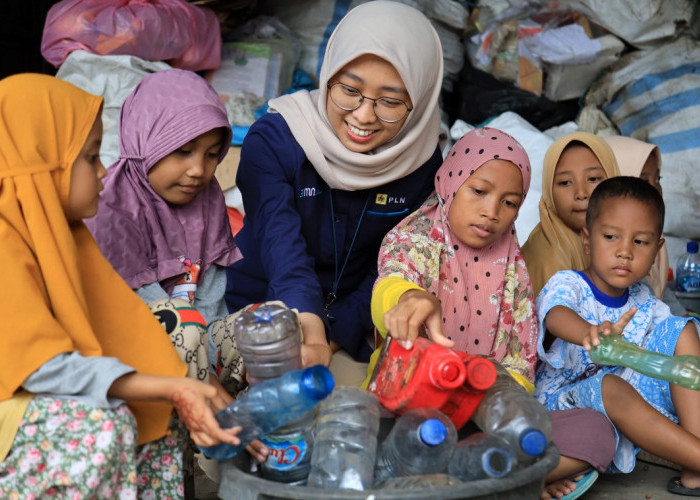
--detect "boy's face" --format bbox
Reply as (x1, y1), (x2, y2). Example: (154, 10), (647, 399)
(551, 145), (607, 233)
(582, 197), (664, 297)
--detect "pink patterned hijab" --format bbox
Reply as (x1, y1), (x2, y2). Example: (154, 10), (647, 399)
(86, 69), (236, 292)
(377, 128), (538, 380)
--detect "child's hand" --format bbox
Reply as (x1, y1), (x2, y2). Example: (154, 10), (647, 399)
(246, 439), (269, 463)
(169, 377), (242, 448)
(383, 289), (455, 349)
(299, 312), (333, 366)
(582, 307), (637, 351)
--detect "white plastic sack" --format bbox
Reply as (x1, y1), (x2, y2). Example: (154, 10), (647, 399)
(585, 36), (700, 240)
(559, 0), (697, 48)
(56, 50), (171, 166)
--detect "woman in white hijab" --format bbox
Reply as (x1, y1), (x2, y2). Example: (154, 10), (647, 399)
(224, 1), (445, 384)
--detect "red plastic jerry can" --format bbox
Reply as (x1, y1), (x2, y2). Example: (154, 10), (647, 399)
(367, 336), (496, 429)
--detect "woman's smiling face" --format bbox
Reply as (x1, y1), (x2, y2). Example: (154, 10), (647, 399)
(326, 54), (412, 153)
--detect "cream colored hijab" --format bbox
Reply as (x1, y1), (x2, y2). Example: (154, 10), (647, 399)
(605, 135), (669, 297)
(267, 0), (443, 191)
(522, 132), (620, 295)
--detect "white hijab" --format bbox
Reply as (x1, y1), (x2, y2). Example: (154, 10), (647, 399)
(268, 0), (443, 191)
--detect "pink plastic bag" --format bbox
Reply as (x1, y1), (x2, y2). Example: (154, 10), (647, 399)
(41, 0), (222, 72)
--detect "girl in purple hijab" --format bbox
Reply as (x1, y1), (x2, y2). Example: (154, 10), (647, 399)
(87, 68), (268, 463)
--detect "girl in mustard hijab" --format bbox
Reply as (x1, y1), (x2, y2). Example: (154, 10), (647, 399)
(522, 132), (620, 298)
(0, 74), (241, 498)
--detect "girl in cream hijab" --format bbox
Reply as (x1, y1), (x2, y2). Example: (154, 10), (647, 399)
(522, 132), (620, 297)
(604, 135), (669, 298)
(225, 1), (445, 384)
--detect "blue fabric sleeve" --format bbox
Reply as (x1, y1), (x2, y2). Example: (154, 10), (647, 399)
(22, 352), (135, 408)
(135, 281), (169, 304)
(236, 119), (325, 320)
(327, 268), (377, 361)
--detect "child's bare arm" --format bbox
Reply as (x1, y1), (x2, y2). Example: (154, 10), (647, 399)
(545, 306), (637, 350)
(299, 312), (333, 367)
(108, 373), (242, 448)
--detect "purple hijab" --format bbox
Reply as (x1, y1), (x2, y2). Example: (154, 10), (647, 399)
(86, 69), (235, 292)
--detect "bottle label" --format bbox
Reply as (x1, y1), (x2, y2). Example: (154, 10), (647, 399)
(260, 434), (308, 471)
(678, 276), (700, 293)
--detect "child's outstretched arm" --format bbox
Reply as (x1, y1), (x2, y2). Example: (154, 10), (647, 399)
(545, 305), (637, 350)
(108, 373), (241, 448)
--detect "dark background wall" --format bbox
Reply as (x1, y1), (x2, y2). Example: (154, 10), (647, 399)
(0, 1), (58, 79)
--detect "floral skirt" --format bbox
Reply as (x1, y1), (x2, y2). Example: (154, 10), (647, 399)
(0, 396), (186, 499)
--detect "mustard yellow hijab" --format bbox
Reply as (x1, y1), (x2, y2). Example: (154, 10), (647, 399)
(522, 132), (620, 295)
(0, 74), (186, 454)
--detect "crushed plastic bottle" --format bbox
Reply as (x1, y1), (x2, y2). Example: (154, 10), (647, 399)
(589, 334), (700, 391)
(306, 387), (381, 490)
(448, 432), (516, 481)
(471, 360), (551, 465)
(199, 365), (334, 461)
(368, 336), (497, 429)
(373, 407), (457, 484)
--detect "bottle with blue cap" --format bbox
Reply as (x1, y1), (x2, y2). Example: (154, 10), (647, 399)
(199, 365), (334, 461)
(471, 360), (551, 465)
(373, 407), (457, 484)
(448, 432), (516, 482)
(676, 240), (700, 293)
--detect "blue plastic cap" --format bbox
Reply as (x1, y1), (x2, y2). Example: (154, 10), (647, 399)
(688, 241), (699, 254)
(520, 428), (547, 456)
(419, 418), (447, 446)
(300, 365), (335, 400)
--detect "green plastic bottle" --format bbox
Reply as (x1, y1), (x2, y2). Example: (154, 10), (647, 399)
(589, 335), (700, 391)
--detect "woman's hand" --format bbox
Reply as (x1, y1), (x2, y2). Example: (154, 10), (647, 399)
(582, 307), (637, 351)
(299, 312), (333, 366)
(383, 289), (454, 349)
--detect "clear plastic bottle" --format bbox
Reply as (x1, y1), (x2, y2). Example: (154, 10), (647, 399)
(447, 432), (516, 481)
(233, 302), (312, 482)
(306, 387), (381, 490)
(589, 334), (700, 390)
(199, 365), (334, 461)
(233, 302), (302, 386)
(676, 241), (700, 293)
(471, 361), (551, 465)
(373, 407), (457, 484)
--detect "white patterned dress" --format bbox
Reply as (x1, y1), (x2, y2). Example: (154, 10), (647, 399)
(534, 270), (692, 473)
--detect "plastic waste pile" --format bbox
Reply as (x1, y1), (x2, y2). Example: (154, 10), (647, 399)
(205, 304), (556, 491)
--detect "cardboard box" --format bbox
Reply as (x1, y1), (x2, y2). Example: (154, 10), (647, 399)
(215, 146), (241, 192)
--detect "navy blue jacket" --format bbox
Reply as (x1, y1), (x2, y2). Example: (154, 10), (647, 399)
(225, 113), (441, 361)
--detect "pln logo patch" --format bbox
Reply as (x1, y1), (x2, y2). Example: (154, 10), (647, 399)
(375, 193), (388, 205)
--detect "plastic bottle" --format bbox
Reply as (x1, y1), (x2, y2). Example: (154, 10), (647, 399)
(373, 407), (458, 484)
(233, 302), (302, 386)
(676, 241), (700, 293)
(368, 336), (497, 429)
(233, 302), (313, 482)
(471, 360), (551, 465)
(589, 334), (700, 390)
(306, 387), (381, 490)
(447, 432), (516, 482)
(199, 365), (334, 461)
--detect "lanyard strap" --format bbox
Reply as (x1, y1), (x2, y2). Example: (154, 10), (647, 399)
(324, 190), (371, 318)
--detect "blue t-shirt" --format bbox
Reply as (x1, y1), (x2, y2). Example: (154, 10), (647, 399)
(225, 113), (442, 361)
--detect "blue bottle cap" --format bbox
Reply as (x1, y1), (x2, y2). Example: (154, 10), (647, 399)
(688, 241), (699, 254)
(519, 428), (547, 456)
(300, 365), (335, 400)
(419, 418), (447, 446)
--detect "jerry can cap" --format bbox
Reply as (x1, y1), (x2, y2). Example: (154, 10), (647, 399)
(466, 358), (498, 391)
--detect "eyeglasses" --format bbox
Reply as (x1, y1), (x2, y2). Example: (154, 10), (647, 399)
(327, 82), (413, 123)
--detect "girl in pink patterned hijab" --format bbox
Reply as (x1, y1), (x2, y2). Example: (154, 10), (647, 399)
(371, 127), (538, 386)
